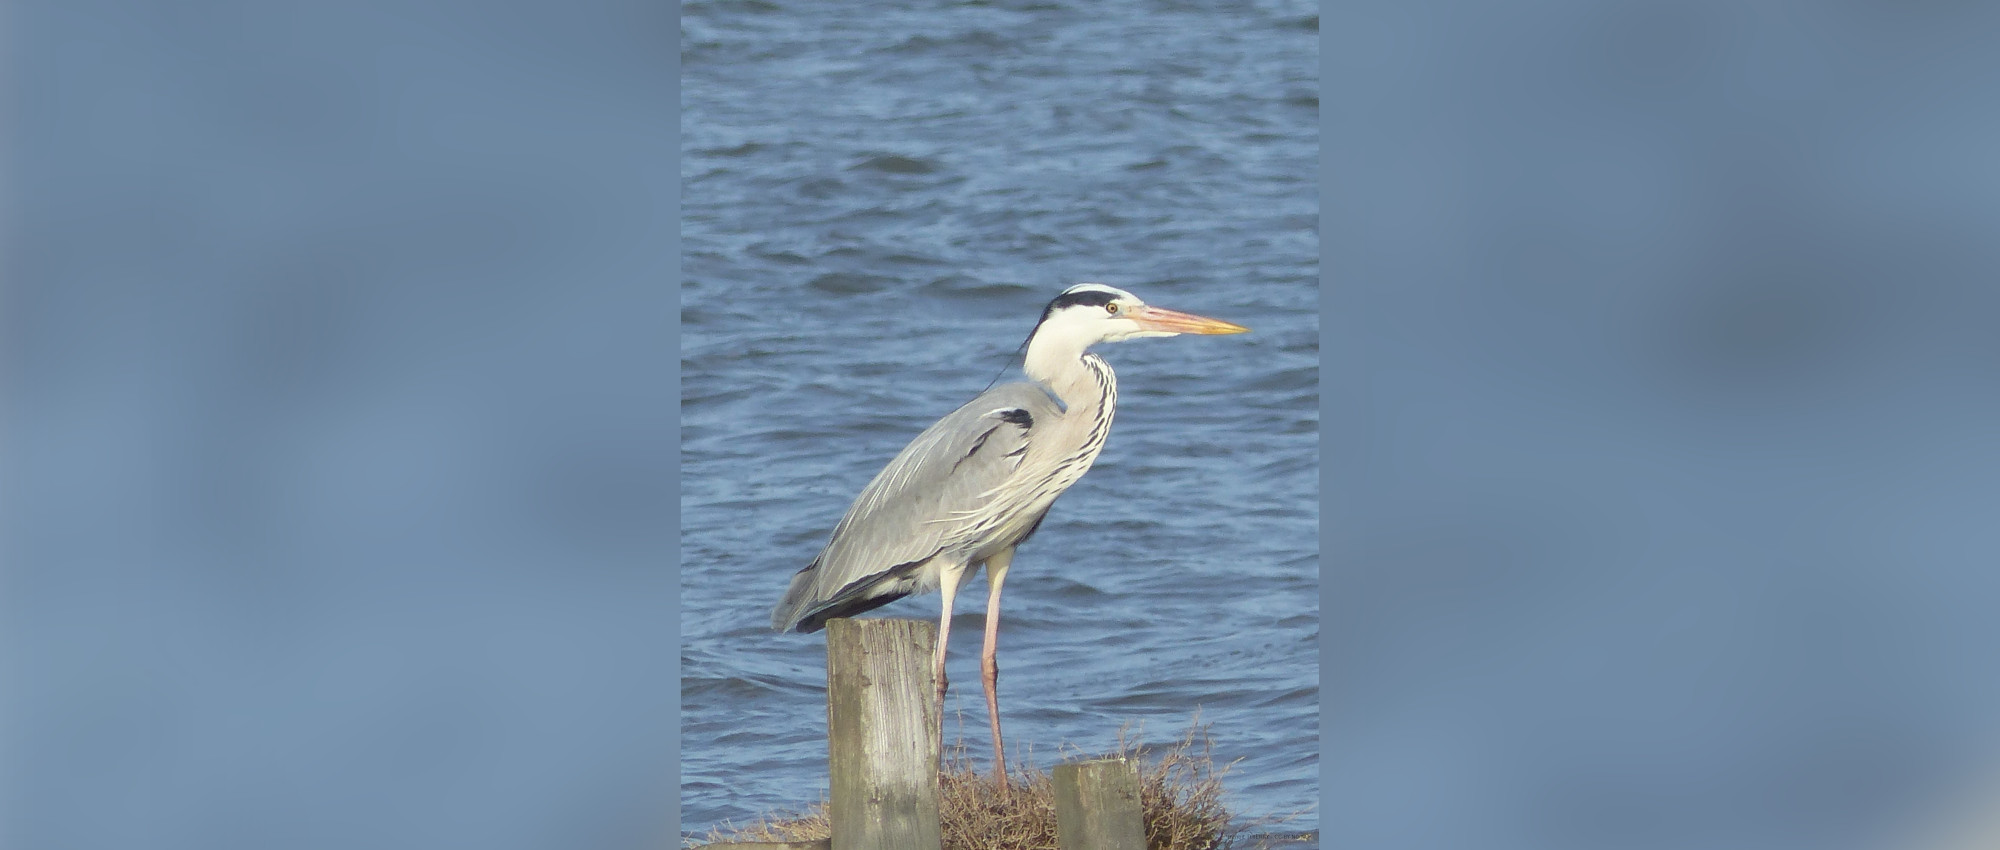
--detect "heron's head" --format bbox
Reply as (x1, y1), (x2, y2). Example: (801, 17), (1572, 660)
(1030, 283), (1249, 347)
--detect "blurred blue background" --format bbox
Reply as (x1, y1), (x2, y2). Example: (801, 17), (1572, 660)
(2, 2), (674, 848)
(1331, 2), (2000, 849)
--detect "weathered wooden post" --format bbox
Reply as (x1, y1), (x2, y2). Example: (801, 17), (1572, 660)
(825, 618), (942, 850)
(1053, 757), (1146, 850)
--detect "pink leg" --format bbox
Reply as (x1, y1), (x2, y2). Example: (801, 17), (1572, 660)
(935, 562), (967, 711)
(980, 547), (1015, 789)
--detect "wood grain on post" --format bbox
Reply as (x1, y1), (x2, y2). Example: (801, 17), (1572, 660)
(1053, 757), (1146, 850)
(825, 618), (942, 850)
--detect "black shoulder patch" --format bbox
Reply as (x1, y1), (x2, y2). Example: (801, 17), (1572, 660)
(998, 408), (1033, 428)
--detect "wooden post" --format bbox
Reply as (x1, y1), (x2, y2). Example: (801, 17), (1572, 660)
(1053, 757), (1146, 850)
(825, 618), (942, 850)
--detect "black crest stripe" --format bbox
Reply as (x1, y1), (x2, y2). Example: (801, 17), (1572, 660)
(1036, 289), (1119, 326)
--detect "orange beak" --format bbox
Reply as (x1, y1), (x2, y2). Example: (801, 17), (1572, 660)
(1130, 305), (1250, 335)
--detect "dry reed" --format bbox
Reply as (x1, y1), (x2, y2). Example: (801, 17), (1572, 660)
(687, 718), (1268, 850)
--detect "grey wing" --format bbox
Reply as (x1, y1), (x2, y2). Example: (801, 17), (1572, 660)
(771, 382), (1058, 632)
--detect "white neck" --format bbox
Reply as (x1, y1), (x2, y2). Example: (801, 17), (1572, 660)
(1024, 321), (1106, 408)
(1016, 312), (1122, 500)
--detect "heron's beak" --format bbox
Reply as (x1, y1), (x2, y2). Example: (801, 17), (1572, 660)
(1131, 305), (1250, 335)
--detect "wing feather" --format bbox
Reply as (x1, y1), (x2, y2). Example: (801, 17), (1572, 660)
(771, 382), (1060, 631)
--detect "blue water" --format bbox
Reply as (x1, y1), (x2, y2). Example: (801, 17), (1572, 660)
(680, 0), (1320, 843)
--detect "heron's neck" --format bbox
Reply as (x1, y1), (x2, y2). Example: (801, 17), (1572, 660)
(1024, 334), (1116, 414)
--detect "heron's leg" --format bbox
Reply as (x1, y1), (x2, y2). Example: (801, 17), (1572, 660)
(935, 561), (968, 710)
(981, 547), (1015, 789)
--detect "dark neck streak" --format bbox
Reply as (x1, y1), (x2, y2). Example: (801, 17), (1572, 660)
(1063, 353), (1117, 465)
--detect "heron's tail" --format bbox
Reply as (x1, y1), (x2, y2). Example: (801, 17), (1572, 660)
(769, 558), (821, 632)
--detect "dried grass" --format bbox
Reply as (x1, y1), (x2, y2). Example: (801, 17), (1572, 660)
(689, 805), (831, 847)
(687, 718), (1271, 850)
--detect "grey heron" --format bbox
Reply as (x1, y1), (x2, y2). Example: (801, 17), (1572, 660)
(771, 283), (1248, 785)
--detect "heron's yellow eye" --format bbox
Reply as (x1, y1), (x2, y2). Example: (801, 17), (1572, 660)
(1105, 303), (1120, 315)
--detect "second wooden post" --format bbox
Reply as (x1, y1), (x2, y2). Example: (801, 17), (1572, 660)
(1053, 757), (1146, 850)
(825, 618), (942, 850)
